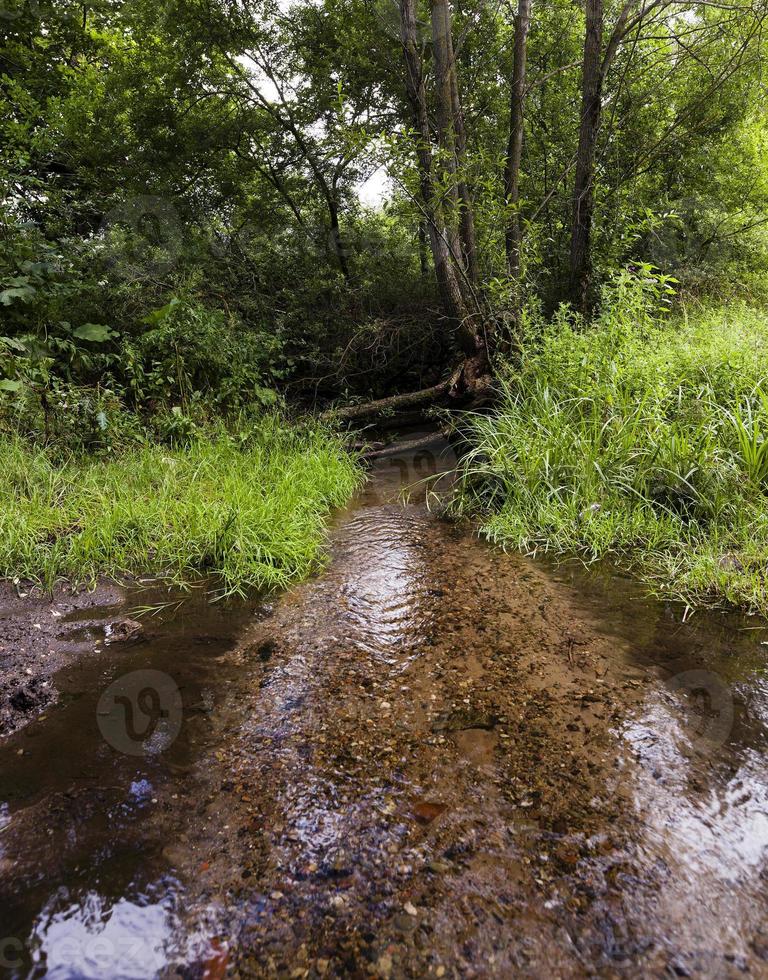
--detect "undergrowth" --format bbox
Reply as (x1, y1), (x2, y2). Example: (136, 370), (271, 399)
(0, 415), (362, 596)
(454, 270), (768, 616)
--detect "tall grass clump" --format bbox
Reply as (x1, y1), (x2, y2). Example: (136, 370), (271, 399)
(0, 415), (362, 595)
(455, 268), (768, 614)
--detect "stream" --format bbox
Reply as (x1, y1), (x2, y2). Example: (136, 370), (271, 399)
(1, 430), (768, 977)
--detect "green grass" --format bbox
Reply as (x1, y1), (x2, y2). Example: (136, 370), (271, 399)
(0, 416), (362, 596)
(454, 283), (768, 616)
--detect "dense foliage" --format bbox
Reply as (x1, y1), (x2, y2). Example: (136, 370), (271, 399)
(455, 275), (768, 613)
(0, 416), (361, 593)
(3, 0), (767, 429)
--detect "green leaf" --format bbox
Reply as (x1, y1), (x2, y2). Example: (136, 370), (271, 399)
(141, 297), (180, 327)
(0, 337), (26, 352)
(73, 323), (112, 342)
(0, 285), (37, 306)
(0, 380), (22, 392)
(255, 386), (278, 406)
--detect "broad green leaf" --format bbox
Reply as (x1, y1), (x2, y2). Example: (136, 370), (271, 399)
(0, 337), (26, 352)
(141, 297), (180, 327)
(0, 285), (37, 306)
(73, 323), (112, 342)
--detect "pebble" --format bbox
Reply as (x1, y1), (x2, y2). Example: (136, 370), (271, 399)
(428, 860), (450, 873)
(375, 953), (393, 977)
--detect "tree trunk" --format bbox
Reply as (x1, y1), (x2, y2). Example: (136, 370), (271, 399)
(399, 0), (467, 327)
(418, 220), (429, 278)
(430, 0), (462, 271)
(328, 196), (351, 282)
(448, 28), (479, 287)
(430, 0), (486, 358)
(395, 0), (490, 399)
(569, 0), (603, 313)
(504, 0), (531, 284)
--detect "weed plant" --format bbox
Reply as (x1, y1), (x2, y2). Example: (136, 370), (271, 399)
(0, 415), (361, 595)
(455, 272), (768, 614)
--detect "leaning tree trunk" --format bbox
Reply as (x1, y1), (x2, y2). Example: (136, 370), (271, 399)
(569, 0), (603, 313)
(504, 0), (532, 285)
(430, 0), (464, 278)
(399, 0), (467, 328)
(447, 26), (479, 288)
(429, 0), (486, 361)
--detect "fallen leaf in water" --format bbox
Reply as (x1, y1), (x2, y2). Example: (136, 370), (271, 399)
(200, 938), (228, 980)
(413, 801), (447, 824)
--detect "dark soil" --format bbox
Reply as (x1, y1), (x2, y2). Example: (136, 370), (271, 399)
(0, 579), (126, 736)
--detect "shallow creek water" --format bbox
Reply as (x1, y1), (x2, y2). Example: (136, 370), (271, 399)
(1, 432), (768, 977)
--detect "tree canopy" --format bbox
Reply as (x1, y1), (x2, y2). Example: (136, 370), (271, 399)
(2, 0), (767, 426)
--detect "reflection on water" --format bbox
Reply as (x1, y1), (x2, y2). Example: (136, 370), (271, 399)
(28, 886), (176, 979)
(0, 587), (255, 978)
(336, 509), (430, 658)
(609, 593), (768, 966)
(319, 436), (457, 660)
(22, 881), (225, 979)
(626, 699), (768, 870)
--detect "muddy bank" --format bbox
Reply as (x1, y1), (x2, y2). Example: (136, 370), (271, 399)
(0, 580), (130, 737)
(1, 431), (768, 977)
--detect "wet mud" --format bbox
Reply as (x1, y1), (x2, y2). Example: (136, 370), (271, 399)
(0, 580), (129, 737)
(1, 432), (768, 977)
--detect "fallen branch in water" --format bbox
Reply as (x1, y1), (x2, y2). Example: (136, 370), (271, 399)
(361, 432), (448, 460)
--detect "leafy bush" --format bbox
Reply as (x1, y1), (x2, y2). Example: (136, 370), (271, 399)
(121, 295), (285, 413)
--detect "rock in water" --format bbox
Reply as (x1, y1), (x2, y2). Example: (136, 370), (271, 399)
(104, 618), (145, 645)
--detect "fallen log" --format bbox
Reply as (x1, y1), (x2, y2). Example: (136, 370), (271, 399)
(321, 380), (451, 424)
(362, 432), (448, 460)
(321, 357), (495, 427)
